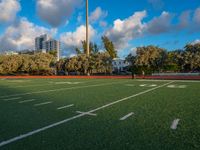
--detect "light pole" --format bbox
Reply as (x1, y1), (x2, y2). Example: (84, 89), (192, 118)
(86, 0), (89, 57)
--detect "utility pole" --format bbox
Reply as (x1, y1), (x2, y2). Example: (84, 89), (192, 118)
(86, 0), (89, 57)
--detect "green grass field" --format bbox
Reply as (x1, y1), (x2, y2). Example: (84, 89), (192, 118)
(0, 78), (200, 150)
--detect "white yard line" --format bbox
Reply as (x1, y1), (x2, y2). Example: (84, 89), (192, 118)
(76, 111), (97, 116)
(57, 104), (74, 110)
(15, 84), (51, 88)
(178, 85), (187, 88)
(167, 85), (176, 88)
(149, 84), (157, 87)
(0, 81), (129, 99)
(54, 82), (82, 85)
(3, 97), (21, 101)
(34, 102), (53, 107)
(18, 99), (36, 104)
(171, 119), (180, 130)
(7, 80), (31, 83)
(119, 112), (134, 121)
(167, 85), (187, 89)
(140, 84), (147, 87)
(13, 80), (90, 88)
(136, 79), (200, 83)
(0, 81), (173, 148)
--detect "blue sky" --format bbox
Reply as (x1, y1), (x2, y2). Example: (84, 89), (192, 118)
(0, 0), (200, 57)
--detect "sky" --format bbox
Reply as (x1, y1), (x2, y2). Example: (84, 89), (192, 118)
(0, 0), (200, 58)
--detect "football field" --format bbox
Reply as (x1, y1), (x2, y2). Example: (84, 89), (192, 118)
(0, 78), (200, 150)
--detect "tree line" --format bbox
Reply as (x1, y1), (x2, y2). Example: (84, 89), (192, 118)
(0, 53), (55, 75)
(0, 35), (200, 75)
(0, 36), (116, 75)
(126, 43), (200, 75)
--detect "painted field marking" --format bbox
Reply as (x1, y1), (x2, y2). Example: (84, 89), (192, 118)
(140, 84), (157, 87)
(171, 119), (180, 130)
(34, 102), (53, 107)
(178, 85), (187, 88)
(119, 112), (134, 121)
(15, 81), (83, 88)
(76, 111), (97, 116)
(18, 99), (36, 104)
(140, 84), (147, 87)
(125, 84), (135, 87)
(167, 85), (176, 88)
(137, 79), (200, 83)
(54, 82), (82, 85)
(10, 80), (91, 88)
(15, 84), (50, 88)
(0, 81), (129, 99)
(7, 80), (31, 83)
(149, 84), (157, 87)
(0, 81), (173, 148)
(167, 85), (187, 89)
(57, 104), (74, 110)
(3, 97), (22, 101)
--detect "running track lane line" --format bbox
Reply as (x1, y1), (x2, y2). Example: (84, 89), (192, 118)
(0, 81), (174, 148)
(0, 81), (130, 99)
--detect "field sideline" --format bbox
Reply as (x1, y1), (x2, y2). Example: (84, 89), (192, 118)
(0, 78), (200, 150)
(0, 75), (200, 80)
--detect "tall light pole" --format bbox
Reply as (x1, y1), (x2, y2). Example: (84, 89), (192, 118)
(86, 0), (89, 57)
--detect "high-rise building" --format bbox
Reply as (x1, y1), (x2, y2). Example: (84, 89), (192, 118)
(35, 34), (60, 61)
(43, 39), (60, 61)
(35, 34), (50, 52)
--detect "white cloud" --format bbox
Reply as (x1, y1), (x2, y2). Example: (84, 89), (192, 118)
(193, 7), (200, 29)
(36, 0), (82, 27)
(60, 25), (96, 56)
(0, 0), (21, 23)
(104, 9), (200, 53)
(99, 21), (107, 27)
(90, 7), (108, 23)
(178, 11), (191, 29)
(146, 11), (174, 34)
(191, 39), (200, 45)
(105, 11), (147, 50)
(193, 8), (200, 24)
(0, 18), (54, 52)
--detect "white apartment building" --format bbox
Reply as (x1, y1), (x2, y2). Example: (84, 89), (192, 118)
(35, 34), (50, 53)
(43, 39), (60, 61)
(35, 34), (60, 61)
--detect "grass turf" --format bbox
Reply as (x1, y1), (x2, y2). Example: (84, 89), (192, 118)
(0, 78), (200, 150)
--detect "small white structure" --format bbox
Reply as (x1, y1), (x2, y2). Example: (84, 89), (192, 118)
(112, 58), (129, 72)
(4, 51), (18, 55)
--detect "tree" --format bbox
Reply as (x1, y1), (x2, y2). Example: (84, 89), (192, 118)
(75, 47), (82, 55)
(125, 53), (136, 77)
(75, 41), (99, 55)
(135, 46), (167, 73)
(81, 40), (96, 54)
(185, 43), (200, 53)
(183, 43), (200, 71)
(48, 50), (57, 57)
(0, 55), (23, 74)
(102, 36), (117, 59)
(93, 43), (99, 54)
